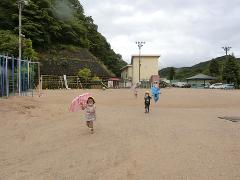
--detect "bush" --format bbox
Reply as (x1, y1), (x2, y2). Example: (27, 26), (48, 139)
(92, 75), (101, 81)
(78, 68), (91, 81)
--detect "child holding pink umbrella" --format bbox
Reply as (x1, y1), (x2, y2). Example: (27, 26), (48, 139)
(82, 96), (96, 134)
(69, 93), (96, 134)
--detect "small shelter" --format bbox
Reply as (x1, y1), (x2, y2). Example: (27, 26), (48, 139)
(108, 77), (120, 88)
(186, 74), (216, 88)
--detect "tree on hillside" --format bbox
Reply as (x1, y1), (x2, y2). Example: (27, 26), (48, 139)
(209, 59), (220, 77)
(92, 75), (101, 81)
(0, 0), (16, 30)
(222, 55), (240, 87)
(23, 39), (38, 60)
(0, 0), (127, 76)
(169, 67), (175, 82)
(0, 30), (18, 55)
(0, 30), (37, 59)
(78, 68), (91, 81)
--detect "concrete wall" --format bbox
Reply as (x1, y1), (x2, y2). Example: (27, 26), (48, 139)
(120, 81), (132, 88)
(121, 69), (127, 80)
(132, 58), (139, 85)
(128, 66), (132, 80)
(121, 66), (133, 87)
(121, 66), (132, 80)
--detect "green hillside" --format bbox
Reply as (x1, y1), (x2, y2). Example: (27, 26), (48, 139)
(159, 56), (240, 80)
(0, 0), (127, 77)
(39, 46), (114, 77)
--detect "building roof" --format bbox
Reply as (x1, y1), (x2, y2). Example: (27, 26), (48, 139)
(120, 65), (132, 71)
(109, 77), (121, 81)
(186, 74), (216, 80)
(131, 55), (160, 64)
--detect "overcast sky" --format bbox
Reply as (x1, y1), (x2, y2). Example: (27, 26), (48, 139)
(80, 0), (240, 68)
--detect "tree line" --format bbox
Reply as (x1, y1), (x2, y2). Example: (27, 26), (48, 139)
(209, 55), (240, 87)
(168, 55), (240, 87)
(0, 0), (126, 76)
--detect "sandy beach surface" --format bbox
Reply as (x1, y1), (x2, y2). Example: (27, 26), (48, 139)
(0, 88), (240, 180)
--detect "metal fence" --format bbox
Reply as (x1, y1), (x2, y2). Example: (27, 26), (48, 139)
(0, 55), (40, 98)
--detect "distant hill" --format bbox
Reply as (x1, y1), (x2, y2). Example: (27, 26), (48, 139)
(159, 56), (240, 80)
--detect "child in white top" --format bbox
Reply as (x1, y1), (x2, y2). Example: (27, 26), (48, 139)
(82, 97), (96, 134)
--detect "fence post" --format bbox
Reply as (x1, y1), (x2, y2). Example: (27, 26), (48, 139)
(40, 75), (43, 95)
(38, 62), (41, 96)
(17, 59), (21, 95)
(21, 61), (23, 95)
(0, 57), (3, 97)
(27, 61), (30, 89)
(0, 57), (1, 96)
(12, 56), (15, 95)
(5, 57), (9, 97)
(2, 57), (5, 97)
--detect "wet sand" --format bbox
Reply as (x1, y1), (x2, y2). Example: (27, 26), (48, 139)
(0, 88), (240, 180)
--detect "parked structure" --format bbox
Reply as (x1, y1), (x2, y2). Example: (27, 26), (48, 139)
(186, 74), (216, 88)
(108, 77), (120, 88)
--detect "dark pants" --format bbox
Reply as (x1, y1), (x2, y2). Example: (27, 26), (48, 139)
(145, 103), (150, 113)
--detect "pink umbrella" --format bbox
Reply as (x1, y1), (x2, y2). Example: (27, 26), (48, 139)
(69, 93), (91, 112)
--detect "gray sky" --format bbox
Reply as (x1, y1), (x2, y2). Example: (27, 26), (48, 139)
(80, 0), (240, 68)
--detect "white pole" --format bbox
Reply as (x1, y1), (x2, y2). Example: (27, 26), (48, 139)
(139, 46), (141, 83)
(136, 42), (145, 84)
(38, 62), (41, 96)
(5, 57), (9, 97)
(18, 1), (22, 95)
(27, 61), (29, 89)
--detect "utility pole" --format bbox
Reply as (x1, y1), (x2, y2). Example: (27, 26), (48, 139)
(18, 0), (22, 95)
(221, 46), (232, 82)
(222, 46), (231, 59)
(136, 41), (145, 83)
(18, 0), (28, 95)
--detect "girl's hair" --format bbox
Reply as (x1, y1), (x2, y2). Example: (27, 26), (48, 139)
(87, 97), (95, 104)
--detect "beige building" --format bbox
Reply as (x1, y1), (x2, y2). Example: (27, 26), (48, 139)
(120, 65), (133, 87)
(121, 55), (160, 87)
(131, 55), (160, 85)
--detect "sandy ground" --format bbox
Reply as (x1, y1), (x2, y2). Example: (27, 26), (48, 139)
(0, 88), (240, 180)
